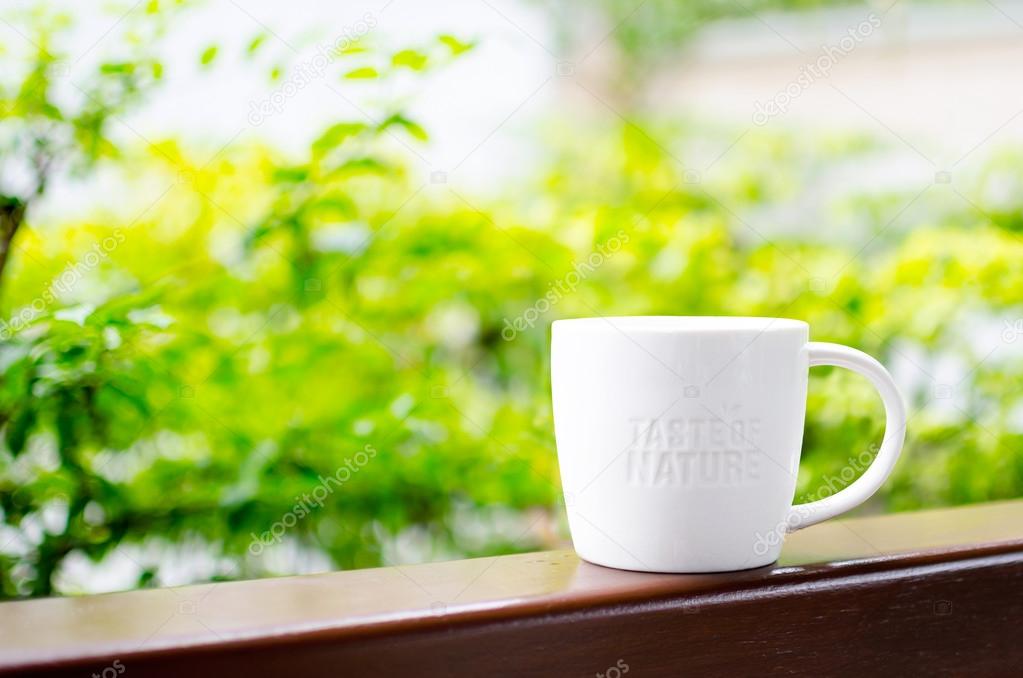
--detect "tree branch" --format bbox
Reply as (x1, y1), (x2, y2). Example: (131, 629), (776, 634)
(0, 195), (27, 290)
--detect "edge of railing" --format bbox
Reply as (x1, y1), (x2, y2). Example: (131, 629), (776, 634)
(2, 500), (1023, 677)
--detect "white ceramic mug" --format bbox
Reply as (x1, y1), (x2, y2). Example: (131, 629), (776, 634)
(551, 316), (906, 573)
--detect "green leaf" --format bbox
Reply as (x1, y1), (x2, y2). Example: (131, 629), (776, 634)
(200, 45), (218, 67)
(379, 113), (428, 142)
(337, 41), (368, 56)
(344, 66), (379, 80)
(312, 122), (369, 153)
(438, 34), (474, 56)
(271, 166), (310, 183)
(246, 33), (267, 55)
(35, 101), (63, 121)
(99, 62), (136, 75)
(326, 156), (391, 178)
(308, 192), (357, 219)
(391, 49), (428, 71)
(6, 408), (36, 457)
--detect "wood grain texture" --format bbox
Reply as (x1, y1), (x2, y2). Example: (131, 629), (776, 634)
(2, 500), (1022, 677)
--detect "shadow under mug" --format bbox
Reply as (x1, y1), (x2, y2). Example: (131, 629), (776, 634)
(551, 316), (906, 573)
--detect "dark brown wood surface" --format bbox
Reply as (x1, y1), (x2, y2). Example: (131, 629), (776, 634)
(2, 500), (1023, 677)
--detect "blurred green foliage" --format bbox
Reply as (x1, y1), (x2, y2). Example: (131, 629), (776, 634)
(1, 3), (1022, 599)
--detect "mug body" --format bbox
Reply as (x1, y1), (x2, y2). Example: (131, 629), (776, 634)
(551, 316), (810, 572)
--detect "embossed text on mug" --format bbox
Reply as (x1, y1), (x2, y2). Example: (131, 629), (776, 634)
(625, 414), (763, 487)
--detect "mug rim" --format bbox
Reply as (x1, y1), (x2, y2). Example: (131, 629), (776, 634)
(552, 315), (808, 333)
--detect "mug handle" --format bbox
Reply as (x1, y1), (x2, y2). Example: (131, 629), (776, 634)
(786, 342), (907, 532)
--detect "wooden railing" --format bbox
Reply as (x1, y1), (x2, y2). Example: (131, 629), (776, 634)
(2, 500), (1022, 677)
